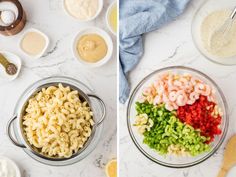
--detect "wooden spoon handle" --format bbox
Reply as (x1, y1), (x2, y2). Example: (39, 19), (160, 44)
(0, 53), (10, 68)
(217, 167), (228, 177)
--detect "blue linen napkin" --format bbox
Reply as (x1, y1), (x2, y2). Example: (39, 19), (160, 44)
(119, 0), (191, 103)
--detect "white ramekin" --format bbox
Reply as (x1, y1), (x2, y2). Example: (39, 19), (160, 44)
(63, 0), (104, 22)
(72, 27), (113, 68)
(19, 28), (49, 60)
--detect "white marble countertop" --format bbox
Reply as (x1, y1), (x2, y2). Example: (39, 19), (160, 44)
(0, 0), (117, 177)
(119, 0), (236, 177)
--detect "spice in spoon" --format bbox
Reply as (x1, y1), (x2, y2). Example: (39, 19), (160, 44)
(0, 53), (17, 75)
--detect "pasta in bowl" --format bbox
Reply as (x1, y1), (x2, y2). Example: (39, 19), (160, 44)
(7, 76), (106, 165)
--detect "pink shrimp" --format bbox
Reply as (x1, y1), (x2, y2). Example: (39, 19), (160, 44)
(168, 91), (177, 102)
(180, 77), (193, 91)
(189, 92), (199, 100)
(194, 83), (211, 96)
(175, 90), (188, 106)
(187, 99), (195, 105)
(156, 82), (165, 94)
(153, 79), (160, 89)
(173, 80), (183, 87)
(171, 102), (178, 110)
(143, 87), (151, 96)
(179, 77), (188, 86)
(162, 93), (169, 103)
(153, 95), (162, 105)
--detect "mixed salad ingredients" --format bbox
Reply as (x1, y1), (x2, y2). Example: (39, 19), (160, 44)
(134, 72), (223, 156)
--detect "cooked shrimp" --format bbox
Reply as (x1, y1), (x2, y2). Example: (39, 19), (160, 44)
(179, 78), (188, 86)
(140, 72), (215, 111)
(174, 80), (183, 87)
(153, 95), (162, 105)
(143, 87), (151, 95)
(195, 83), (211, 96)
(189, 92), (199, 100)
(187, 99), (195, 105)
(168, 91), (177, 102)
(176, 90), (188, 106)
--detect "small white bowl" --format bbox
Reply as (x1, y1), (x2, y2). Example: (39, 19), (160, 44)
(0, 51), (21, 82)
(63, 0), (103, 22)
(0, 156), (21, 177)
(72, 27), (113, 68)
(19, 28), (49, 60)
(106, 1), (117, 35)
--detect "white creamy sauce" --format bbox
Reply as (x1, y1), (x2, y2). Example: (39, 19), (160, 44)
(64, 0), (99, 20)
(201, 10), (236, 58)
(0, 159), (16, 177)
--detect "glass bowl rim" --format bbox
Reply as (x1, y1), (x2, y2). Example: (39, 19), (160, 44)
(126, 66), (229, 168)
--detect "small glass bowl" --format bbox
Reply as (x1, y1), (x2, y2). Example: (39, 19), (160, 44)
(192, 0), (236, 65)
(127, 66), (229, 168)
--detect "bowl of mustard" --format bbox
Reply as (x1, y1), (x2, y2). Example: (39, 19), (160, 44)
(72, 27), (113, 67)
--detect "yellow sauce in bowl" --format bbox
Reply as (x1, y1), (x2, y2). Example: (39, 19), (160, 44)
(76, 34), (108, 63)
(108, 3), (117, 33)
(21, 31), (46, 56)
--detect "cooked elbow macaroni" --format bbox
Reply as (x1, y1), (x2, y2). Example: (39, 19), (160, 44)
(167, 144), (190, 156)
(134, 113), (154, 134)
(23, 83), (94, 158)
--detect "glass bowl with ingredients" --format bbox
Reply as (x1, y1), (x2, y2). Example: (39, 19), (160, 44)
(127, 66), (228, 168)
(192, 0), (236, 65)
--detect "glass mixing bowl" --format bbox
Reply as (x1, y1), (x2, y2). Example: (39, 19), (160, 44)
(127, 66), (229, 168)
(192, 0), (236, 65)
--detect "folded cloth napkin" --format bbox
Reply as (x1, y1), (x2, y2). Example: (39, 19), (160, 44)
(119, 0), (191, 103)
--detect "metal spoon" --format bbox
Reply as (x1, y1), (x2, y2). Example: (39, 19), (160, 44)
(0, 53), (17, 75)
(210, 7), (236, 51)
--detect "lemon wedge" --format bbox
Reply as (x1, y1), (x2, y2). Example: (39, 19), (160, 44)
(105, 159), (117, 177)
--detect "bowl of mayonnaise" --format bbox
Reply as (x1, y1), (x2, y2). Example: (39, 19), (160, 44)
(192, 0), (236, 65)
(63, 0), (103, 22)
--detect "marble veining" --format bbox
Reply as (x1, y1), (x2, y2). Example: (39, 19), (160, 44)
(119, 0), (236, 177)
(0, 0), (116, 177)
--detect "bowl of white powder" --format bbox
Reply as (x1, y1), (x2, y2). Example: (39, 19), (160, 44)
(63, 0), (103, 22)
(192, 0), (236, 65)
